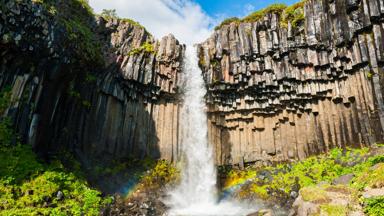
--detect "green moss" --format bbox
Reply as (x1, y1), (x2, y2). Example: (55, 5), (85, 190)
(85, 72), (97, 83)
(367, 71), (374, 79)
(0, 86), (11, 114)
(128, 42), (155, 56)
(301, 186), (330, 203)
(280, 0), (307, 28)
(82, 100), (92, 109)
(320, 204), (347, 216)
(363, 196), (384, 216)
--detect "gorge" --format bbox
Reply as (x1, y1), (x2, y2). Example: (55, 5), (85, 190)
(1, 0), (384, 215)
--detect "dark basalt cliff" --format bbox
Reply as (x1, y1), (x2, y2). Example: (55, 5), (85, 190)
(199, 0), (384, 165)
(0, 0), (184, 163)
(2, 0), (384, 167)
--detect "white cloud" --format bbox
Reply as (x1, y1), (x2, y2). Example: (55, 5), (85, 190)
(88, 0), (214, 45)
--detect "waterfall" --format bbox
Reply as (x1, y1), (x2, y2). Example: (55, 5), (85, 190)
(166, 46), (257, 216)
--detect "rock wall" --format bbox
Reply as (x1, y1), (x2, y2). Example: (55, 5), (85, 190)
(0, 0), (184, 162)
(199, 0), (384, 165)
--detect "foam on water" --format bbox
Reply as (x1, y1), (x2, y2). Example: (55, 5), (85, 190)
(166, 46), (258, 216)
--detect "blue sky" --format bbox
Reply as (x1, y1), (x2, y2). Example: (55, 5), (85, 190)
(89, 0), (299, 44)
(194, 0), (299, 20)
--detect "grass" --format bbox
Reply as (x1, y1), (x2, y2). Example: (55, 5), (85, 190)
(320, 204), (348, 216)
(242, 4), (287, 23)
(352, 163), (384, 190)
(364, 196), (384, 216)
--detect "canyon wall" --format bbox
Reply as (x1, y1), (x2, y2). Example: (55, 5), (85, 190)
(199, 0), (384, 165)
(3, 0), (384, 167)
(0, 0), (184, 162)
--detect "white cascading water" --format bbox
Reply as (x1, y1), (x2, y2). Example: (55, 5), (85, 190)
(166, 46), (257, 216)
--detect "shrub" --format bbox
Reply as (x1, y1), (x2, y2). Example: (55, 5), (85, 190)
(101, 9), (118, 19)
(128, 42), (155, 56)
(141, 160), (179, 189)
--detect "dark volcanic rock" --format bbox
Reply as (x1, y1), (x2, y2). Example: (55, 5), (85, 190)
(199, 0), (384, 165)
(0, 0), (184, 164)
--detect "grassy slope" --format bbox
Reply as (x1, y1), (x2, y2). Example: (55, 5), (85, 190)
(223, 147), (384, 214)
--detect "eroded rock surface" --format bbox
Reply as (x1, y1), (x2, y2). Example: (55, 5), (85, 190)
(199, 0), (384, 165)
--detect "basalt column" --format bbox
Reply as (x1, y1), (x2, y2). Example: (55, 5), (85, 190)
(199, 0), (384, 166)
(0, 0), (184, 163)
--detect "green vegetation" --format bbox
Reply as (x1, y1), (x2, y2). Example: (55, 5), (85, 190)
(85, 72), (97, 83)
(128, 42), (156, 56)
(320, 204), (348, 216)
(214, 1), (307, 31)
(364, 196), (384, 216)
(242, 4), (287, 23)
(281, 0), (307, 28)
(141, 159), (180, 189)
(32, 0), (103, 64)
(300, 186), (330, 203)
(100, 9), (118, 19)
(353, 163), (384, 190)
(223, 147), (384, 214)
(0, 144), (111, 215)
(0, 88), (111, 215)
(120, 18), (145, 28)
(367, 71), (374, 79)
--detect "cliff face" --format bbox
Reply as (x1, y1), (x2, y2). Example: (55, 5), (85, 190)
(3, 0), (384, 167)
(0, 0), (184, 162)
(199, 0), (384, 165)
